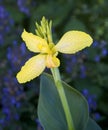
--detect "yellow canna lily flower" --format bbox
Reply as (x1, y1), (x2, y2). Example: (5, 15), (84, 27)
(16, 29), (93, 83)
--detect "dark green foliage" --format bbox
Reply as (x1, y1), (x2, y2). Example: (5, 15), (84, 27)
(38, 73), (101, 130)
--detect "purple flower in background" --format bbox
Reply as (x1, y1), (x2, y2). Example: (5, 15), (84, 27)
(17, 0), (37, 16)
(17, 0), (30, 15)
(63, 50), (88, 79)
(0, 70), (25, 128)
(0, 5), (14, 45)
(0, 38), (37, 128)
(101, 48), (108, 56)
(79, 65), (87, 78)
(94, 55), (100, 62)
(92, 41), (108, 62)
(92, 41), (99, 48)
(63, 40), (108, 80)
(82, 89), (101, 121)
(6, 40), (31, 72)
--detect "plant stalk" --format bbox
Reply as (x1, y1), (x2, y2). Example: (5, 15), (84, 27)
(51, 68), (75, 130)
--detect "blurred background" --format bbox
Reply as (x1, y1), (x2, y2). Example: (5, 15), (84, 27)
(0, 0), (108, 129)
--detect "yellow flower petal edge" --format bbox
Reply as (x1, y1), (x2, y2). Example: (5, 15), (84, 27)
(55, 31), (93, 54)
(21, 29), (50, 53)
(16, 54), (46, 83)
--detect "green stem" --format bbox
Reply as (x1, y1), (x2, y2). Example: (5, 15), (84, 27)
(51, 68), (75, 130)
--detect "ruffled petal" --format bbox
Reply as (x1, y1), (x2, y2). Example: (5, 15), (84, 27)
(16, 54), (46, 83)
(46, 55), (60, 68)
(55, 31), (93, 54)
(21, 29), (50, 53)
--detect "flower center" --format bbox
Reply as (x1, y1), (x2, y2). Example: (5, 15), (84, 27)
(45, 43), (59, 68)
(46, 54), (60, 68)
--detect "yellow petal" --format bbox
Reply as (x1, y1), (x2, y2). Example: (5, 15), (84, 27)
(21, 29), (50, 53)
(16, 54), (46, 83)
(46, 55), (60, 68)
(55, 31), (93, 54)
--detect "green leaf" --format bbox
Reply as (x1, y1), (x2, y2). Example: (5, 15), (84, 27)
(38, 73), (89, 130)
(84, 118), (102, 130)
